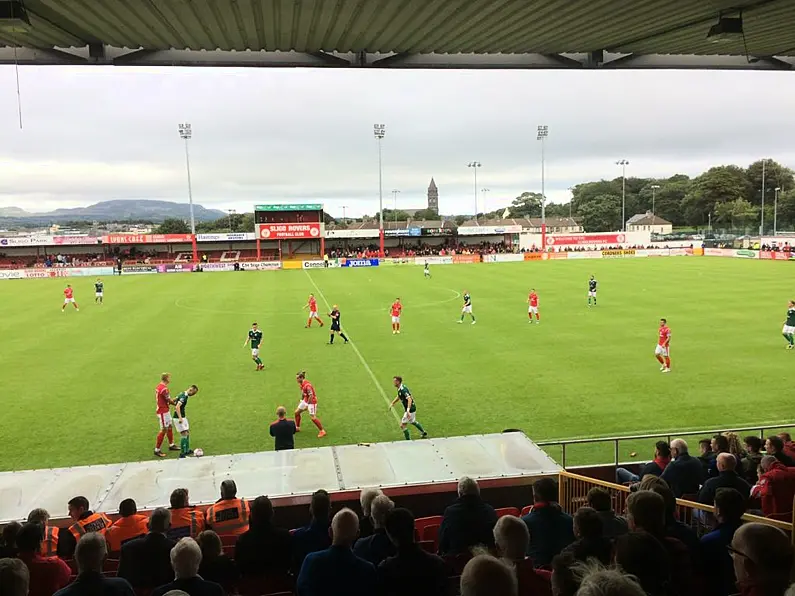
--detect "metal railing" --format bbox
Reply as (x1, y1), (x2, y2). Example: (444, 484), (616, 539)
(538, 423), (795, 469)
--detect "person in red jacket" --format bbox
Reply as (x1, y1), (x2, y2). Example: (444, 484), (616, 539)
(749, 455), (795, 517)
(15, 522), (71, 596)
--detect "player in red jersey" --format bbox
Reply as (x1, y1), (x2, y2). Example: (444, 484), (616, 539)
(154, 372), (179, 457)
(294, 371), (326, 438)
(391, 298), (403, 334)
(527, 289), (540, 324)
(303, 293), (324, 328)
(655, 318), (672, 373)
(61, 284), (79, 312)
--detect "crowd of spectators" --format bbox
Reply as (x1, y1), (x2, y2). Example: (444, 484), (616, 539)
(325, 241), (513, 260)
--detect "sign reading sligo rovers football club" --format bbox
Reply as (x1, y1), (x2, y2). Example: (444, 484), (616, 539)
(256, 222), (322, 240)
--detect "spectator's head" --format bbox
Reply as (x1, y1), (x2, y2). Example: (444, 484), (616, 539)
(276, 406), (287, 419)
(384, 507), (415, 548)
(670, 439), (688, 458)
(26, 509), (49, 526)
(626, 491), (665, 536)
(170, 488), (189, 509)
(717, 452), (738, 472)
(778, 432), (792, 443)
(149, 507), (171, 534)
(119, 498), (138, 517)
(576, 565), (646, 596)
(638, 475), (667, 492)
(370, 495), (395, 530)
(714, 488), (746, 525)
(1, 522), (21, 550)
(654, 441), (671, 459)
(533, 477), (559, 504)
(75, 532), (107, 574)
(250, 495), (274, 527)
(760, 455), (778, 473)
(359, 488), (383, 518)
(171, 537), (202, 580)
(586, 487), (613, 513)
(725, 432), (743, 455)
(573, 507), (603, 540)
(330, 508), (359, 548)
(766, 436), (785, 455)
(551, 552), (580, 596)
(460, 554), (517, 596)
(220, 479), (237, 499)
(647, 484), (676, 522)
(744, 436), (763, 455)
(614, 531), (671, 596)
(67, 496), (89, 521)
(196, 530), (222, 561)
(458, 476), (480, 498)
(712, 434), (730, 454)
(493, 515), (529, 561)
(698, 439), (712, 456)
(731, 523), (793, 591)
(15, 523), (43, 554)
(0, 558), (29, 596)
(310, 489), (331, 522)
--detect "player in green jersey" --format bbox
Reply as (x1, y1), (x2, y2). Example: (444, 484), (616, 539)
(173, 385), (199, 458)
(243, 322), (264, 370)
(94, 279), (104, 304)
(388, 376), (428, 440)
(782, 301), (795, 349)
(458, 290), (475, 324)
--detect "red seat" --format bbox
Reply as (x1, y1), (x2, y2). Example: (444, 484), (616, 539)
(219, 534), (237, 547)
(222, 544), (235, 557)
(104, 559), (120, 573)
(495, 507), (521, 518)
(420, 524), (441, 551)
(520, 505), (532, 517)
(418, 540), (436, 553)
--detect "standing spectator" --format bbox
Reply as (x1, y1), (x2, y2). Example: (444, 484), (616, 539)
(152, 538), (223, 596)
(750, 455), (795, 517)
(616, 441), (671, 484)
(358, 488), (383, 539)
(701, 488), (746, 596)
(522, 477), (574, 568)
(698, 439), (715, 479)
(660, 439), (703, 497)
(234, 495), (291, 577)
(105, 499), (149, 554)
(197, 530), (238, 590)
(559, 508), (611, 565)
(697, 453), (751, 504)
(767, 436), (795, 466)
(778, 433), (795, 461)
(377, 508), (448, 596)
(0, 558), (29, 596)
(269, 406), (296, 451)
(460, 554), (518, 596)
(730, 523), (793, 596)
(586, 487), (628, 540)
(15, 522), (71, 596)
(57, 497), (112, 559)
(27, 509), (58, 558)
(167, 488), (206, 540)
(0, 522), (21, 558)
(493, 515), (552, 596)
(613, 531), (671, 596)
(205, 480), (250, 536)
(297, 508), (377, 596)
(117, 508), (176, 590)
(353, 495), (396, 566)
(742, 436), (764, 485)
(439, 477), (498, 555)
(54, 533), (134, 596)
(292, 489), (332, 572)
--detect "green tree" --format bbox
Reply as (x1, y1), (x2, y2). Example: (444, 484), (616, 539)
(578, 194), (621, 232)
(746, 160), (795, 206)
(380, 209), (410, 222)
(154, 218), (191, 234)
(509, 192), (543, 218)
(680, 166), (750, 226)
(775, 189), (795, 231)
(544, 203), (572, 218)
(411, 209), (441, 221)
(713, 198), (758, 231)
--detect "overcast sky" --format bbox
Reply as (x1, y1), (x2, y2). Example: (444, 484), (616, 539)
(0, 66), (794, 217)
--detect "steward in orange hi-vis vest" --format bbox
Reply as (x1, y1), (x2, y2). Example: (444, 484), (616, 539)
(205, 480), (249, 536)
(104, 499), (149, 553)
(167, 487), (206, 540)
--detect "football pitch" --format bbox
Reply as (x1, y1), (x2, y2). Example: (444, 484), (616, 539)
(1, 257), (793, 473)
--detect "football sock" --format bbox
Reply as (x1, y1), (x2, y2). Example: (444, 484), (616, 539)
(656, 355), (665, 365)
(156, 431), (165, 450)
(460, 314), (464, 321)
(307, 318), (312, 326)
(536, 314), (540, 321)
(471, 315), (476, 322)
(312, 417), (324, 431)
(403, 429), (411, 440)
(180, 436), (189, 455)
(412, 421), (426, 433)
(319, 320), (324, 326)
(664, 356), (671, 369)
(254, 357), (262, 365)
(340, 333), (349, 341)
(295, 412), (302, 428)
(790, 334), (795, 346)
(166, 427), (174, 444)
(329, 334), (334, 344)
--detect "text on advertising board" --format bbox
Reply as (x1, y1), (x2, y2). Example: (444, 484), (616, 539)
(254, 204), (323, 211)
(103, 234), (194, 244)
(546, 233), (625, 246)
(342, 258), (379, 267)
(601, 249), (636, 258)
(256, 222), (321, 240)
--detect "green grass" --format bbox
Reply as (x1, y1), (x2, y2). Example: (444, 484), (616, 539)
(1, 258), (794, 473)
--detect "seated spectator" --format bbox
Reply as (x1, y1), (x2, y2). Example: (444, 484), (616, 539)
(205, 479), (250, 536)
(377, 507), (448, 596)
(54, 533), (134, 596)
(614, 531), (671, 596)
(730, 523), (793, 596)
(576, 566), (646, 596)
(292, 489), (332, 572)
(152, 538), (223, 596)
(550, 552), (580, 596)
(0, 522), (21, 558)
(493, 515), (552, 596)
(725, 432), (746, 463)
(196, 530), (238, 589)
(698, 439), (715, 479)
(460, 554), (518, 596)
(353, 494), (396, 566)
(660, 438), (703, 497)
(586, 487), (628, 540)
(522, 477), (574, 568)
(742, 436), (764, 485)
(27, 509), (58, 558)
(15, 522), (71, 596)
(766, 436), (795, 467)
(358, 488), (383, 539)
(698, 453), (751, 504)
(234, 495), (291, 577)
(701, 488), (746, 596)
(647, 482), (700, 560)
(560, 507), (611, 565)
(105, 499), (149, 553)
(750, 455), (795, 517)
(167, 488), (206, 540)
(297, 508), (377, 596)
(0, 558), (29, 596)
(778, 433), (795, 461)
(708, 435), (732, 478)
(57, 496), (112, 559)
(117, 507), (176, 590)
(439, 476), (498, 555)
(616, 441), (671, 484)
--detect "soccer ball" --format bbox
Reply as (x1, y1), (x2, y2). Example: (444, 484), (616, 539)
(193, 448), (204, 457)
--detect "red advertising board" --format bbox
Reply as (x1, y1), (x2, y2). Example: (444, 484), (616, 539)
(52, 236), (98, 245)
(546, 233), (625, 246)
(452, 255), (481, 264)
(760, 251), (793, 261)
(256, 223), (321, 240)
(103, 234), (194, 244)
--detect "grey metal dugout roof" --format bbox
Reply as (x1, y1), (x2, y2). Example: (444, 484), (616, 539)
(0, 0), (794, 70)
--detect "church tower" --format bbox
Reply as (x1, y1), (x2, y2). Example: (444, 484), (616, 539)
(427, 178), (439, 214)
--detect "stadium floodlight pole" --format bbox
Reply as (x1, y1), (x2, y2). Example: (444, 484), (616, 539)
(650, 184), (660, 218)
(481, 188), (490, 215)
(468, 162), (481, 223)
(761, 159), (767, 235)
(341, 205), (348, 225)
(537, 125), (548, 225)
(374, 124), (386, 257)
(391, 189), (401, 222)
(774, 186), (781, 235)
(178, 123), (196, 235)
(616, 160), (629, 231)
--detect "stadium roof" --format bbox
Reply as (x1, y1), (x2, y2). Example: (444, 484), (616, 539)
(1, 0), (794, 70)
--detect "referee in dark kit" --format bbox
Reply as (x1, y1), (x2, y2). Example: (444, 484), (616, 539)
(328, 304), (349, 345)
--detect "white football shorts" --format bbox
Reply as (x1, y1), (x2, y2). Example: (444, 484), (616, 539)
(296, 400), (317, 416)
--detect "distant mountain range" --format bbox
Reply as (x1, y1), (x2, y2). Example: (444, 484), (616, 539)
(0, 200), (227, 224)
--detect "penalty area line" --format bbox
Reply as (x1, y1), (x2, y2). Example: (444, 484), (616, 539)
(304, 270), (401, 423)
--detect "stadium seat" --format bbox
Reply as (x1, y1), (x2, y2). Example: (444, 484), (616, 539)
(219, 533), (237, 547)
(414, 515), (443, 534)
(420, 524), (441, 551)
(521, 505), (532, 517)
(495, 507), (521, 518)
(222, 544), (235, 557)
(418, 540), (435, 553)
(104, 558), (120, 573)
(237, 574), (293, 596)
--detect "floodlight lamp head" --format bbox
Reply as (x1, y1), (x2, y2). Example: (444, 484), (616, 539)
(373, 124), (386, 139)
(468, 161), (481, 168)
(537, 125), (548, 140)
(178, 123), (192, 139)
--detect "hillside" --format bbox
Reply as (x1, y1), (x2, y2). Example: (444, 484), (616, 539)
(0, 200), (226, 225)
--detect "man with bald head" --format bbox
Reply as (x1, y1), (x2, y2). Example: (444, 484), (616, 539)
(660, 438), (704, 497)
(730, 523), (793, 596)
(297, 508), (376, 596)
(697, 452), (751, 505)
(460, 554), (517, 596)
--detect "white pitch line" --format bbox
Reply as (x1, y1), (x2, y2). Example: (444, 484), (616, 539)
(304, 270), (401, 422)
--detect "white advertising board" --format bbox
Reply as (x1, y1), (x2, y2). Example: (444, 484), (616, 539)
(416, 256), (454, 265)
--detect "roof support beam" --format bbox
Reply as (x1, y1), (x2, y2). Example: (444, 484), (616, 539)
(0, 46), (87, 65)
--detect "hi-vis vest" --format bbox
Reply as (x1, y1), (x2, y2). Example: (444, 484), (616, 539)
(205, 498), (249, 535)
(68, 512), (112, 541)
(104, 515), (149, 552)
(167, 507), (206, 540)
(40, 525), (59, 557)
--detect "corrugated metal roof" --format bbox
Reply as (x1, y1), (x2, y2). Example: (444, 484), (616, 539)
(0, 0), (793, 57)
